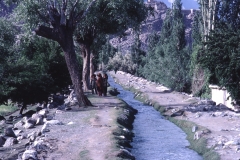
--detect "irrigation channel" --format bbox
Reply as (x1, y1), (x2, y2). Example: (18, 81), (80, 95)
(108, 75), (202, 160)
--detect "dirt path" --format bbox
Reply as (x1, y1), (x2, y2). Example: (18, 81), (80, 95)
(44, 95), (124, 160)
(110, 71), (240, 160)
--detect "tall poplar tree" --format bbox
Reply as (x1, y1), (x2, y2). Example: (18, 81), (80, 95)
(200, 0), (240, 101)
(141, 0), (190, 92)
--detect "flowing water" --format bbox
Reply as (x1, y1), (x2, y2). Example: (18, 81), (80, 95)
(108, 76), (202, 160)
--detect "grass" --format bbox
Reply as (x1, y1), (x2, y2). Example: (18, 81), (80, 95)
(169, 118), (220, 160)
(0, 104), (18, 116)
(79, 150), (91, 160)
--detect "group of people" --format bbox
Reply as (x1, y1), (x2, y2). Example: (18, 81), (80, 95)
(90, 73), (109, 96)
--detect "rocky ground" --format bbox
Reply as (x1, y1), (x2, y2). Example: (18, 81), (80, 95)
(0, 89), (136, 160)
(110, 71), (240, 160)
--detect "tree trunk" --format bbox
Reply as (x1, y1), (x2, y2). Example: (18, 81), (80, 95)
(90, 53), (95, 77)
(62, 36), (92, 106)
(81, 44), (91, 91)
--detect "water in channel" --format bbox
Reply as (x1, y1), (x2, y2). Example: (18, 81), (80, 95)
(108, 75), (202, 160)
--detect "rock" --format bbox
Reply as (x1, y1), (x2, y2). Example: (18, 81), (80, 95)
(192, 126), (197, 133)
(3, 137), (18, 147)
(23, 110), (36, 118)
(45, 115), (54, 120)
(22, 149), (37, 160)
(0, 115), (5, 121)
(27, 131), (37, 142)
(117, 148), (135, 160)
(198, 100), (216, 106)
(36, 117), (44, 125)
(14, 121), (23, 128)
(33, 140), (48, 151)
(13, 129), (23, 136)
(45, 120), (63, 125)
(0, 136), (6, 147)
(4, 127), (16, 138)
(170, 110), (184, 117)
(41, 123), (50, 134)
(38, 109), (48, 117)
(24, 122), (35, 129)
(17, 133), (27, 141)
(65, 107), (72, 111)
(109, 88), (120, 96)
(57, 104), (66, 110)
(32, 114), (44, 125)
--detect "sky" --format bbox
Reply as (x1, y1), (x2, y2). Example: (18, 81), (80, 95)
(147, 0), (200, 9)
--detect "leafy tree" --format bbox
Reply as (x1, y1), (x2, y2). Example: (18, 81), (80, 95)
(107, 52), (137, 74)
(9, 0), (102, 106)
(130, 31), (146, 75)
(200, 0), (240, 101)
(74, 0), (150, 90)
(1, 23), (72, 114)
(141, 0), (191, 92)
(197, 0), (218, 41)
(190, 10), (210, 97)
(0, 17), (18, 103)
(9, 0), (150, 106)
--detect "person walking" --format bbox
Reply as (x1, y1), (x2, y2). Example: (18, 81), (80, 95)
(96, 73), (103, 96)
(103, 73), (109, 96)
(90, 74), (97, 94)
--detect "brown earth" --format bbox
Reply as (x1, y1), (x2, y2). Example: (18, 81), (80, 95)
(110, 71), (240, 160)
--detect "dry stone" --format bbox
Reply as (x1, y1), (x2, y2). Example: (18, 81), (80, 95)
(4, 127), (16, 138)
(22, 149), (37, 160)
(24, 122), (34, 129)
(3, 137), (18, 147)
(14, 121), (23, 129)
(38, 109), (48, 116)
(0, 136), (6, 147)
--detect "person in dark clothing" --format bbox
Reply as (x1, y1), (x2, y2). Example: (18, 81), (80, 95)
(102, 73), (109, 96)
(96, 73), (103, 96)
(90, 74), (98, 94)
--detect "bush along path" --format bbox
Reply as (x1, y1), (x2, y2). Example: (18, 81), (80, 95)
(0, 87), (137, 160)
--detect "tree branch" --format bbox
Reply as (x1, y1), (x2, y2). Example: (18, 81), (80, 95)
(35, 25), (59, 42)
(82, 0), (96, 18)
(60, 0), (67, 25)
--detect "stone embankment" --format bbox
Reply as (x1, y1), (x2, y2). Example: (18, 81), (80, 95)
(110, 71), (240, 160)
(0, 87), (137, 160)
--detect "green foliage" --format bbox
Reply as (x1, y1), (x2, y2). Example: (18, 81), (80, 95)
(107, 52), (137, 74)
(140, 0), (191, 92)
(170, 118), (220, 160)
(130, 31), (146, 75)
(0, 104), (18, 116)
(199, 0), (240, 101)
(0, 17), (18, 102)
(200, 27), (240, 101)
(0, 23), (71, 105)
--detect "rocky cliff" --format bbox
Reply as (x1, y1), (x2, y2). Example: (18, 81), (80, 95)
(110, 1), (196, 53)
